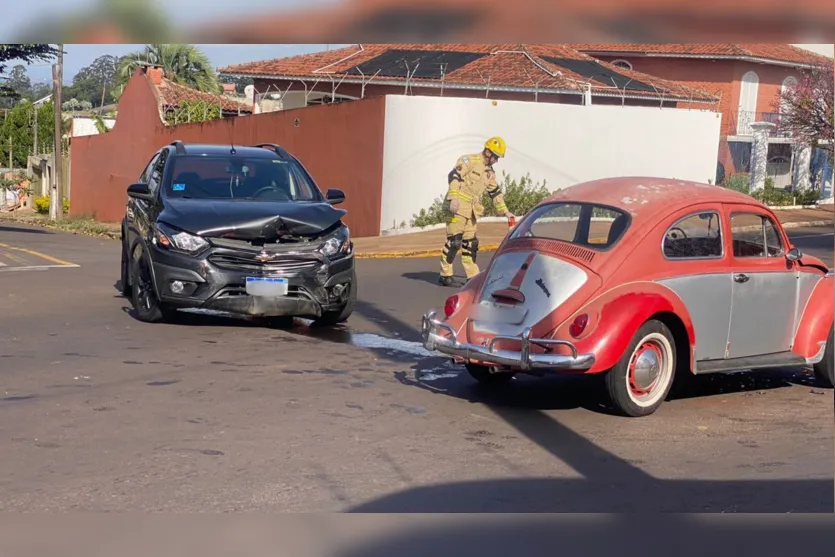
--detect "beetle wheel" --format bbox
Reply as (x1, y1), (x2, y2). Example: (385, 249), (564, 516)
(605, 320), (677, 417)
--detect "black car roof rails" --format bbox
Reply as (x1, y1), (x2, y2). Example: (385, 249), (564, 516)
(251, 143), (290, 159)
(170, 140), (186, 155)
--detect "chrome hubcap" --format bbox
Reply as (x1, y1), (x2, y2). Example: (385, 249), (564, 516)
(629, 342), (663, 395)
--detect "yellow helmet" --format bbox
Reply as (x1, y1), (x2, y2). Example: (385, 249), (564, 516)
(484, 136), (506, 158)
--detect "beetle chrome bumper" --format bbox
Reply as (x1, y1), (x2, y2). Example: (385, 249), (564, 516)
(420, 310), (595, 371)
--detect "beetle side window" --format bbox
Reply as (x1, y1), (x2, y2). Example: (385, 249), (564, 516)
(662, 211), (723, 259)
(731, 212), (784, 258)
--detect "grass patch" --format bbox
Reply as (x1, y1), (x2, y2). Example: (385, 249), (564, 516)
(0, 213), (120, 239)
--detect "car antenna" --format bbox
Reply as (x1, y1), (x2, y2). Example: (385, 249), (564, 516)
(227, 117), (236, 154)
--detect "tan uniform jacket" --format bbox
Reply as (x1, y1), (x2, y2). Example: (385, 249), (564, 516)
(445, 153), (508, 219)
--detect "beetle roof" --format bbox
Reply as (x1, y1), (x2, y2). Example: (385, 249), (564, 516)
(542, 176), (763, 225)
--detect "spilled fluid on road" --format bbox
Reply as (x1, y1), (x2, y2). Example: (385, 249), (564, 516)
(177, 308), (462, 381)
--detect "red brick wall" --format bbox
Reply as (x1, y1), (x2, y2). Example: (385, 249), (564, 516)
(70, 71), (388, 238)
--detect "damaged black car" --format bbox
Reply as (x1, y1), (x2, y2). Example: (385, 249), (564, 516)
(119, 141), (356, 327)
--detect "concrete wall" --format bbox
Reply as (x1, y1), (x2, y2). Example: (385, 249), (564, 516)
(379, 95), (721, 233)
(69, 69), (387, 238)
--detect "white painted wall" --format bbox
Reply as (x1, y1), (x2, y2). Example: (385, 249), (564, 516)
(379, 95), (722, 232)
(70, 117), (115, 137)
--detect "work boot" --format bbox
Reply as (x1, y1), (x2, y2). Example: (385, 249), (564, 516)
(438, 275), (456, 287)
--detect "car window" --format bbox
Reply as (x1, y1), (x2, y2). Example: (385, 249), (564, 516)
(166, 155), (322, 202)
(662, 211), (723, 259)
(731, 212), (784, 258)
(508, 202), (630, 250)
(147, 149), (168, 196)
(138, 153), (159, 184)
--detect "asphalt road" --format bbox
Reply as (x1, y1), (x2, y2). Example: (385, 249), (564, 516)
(0, 222), (832, 512)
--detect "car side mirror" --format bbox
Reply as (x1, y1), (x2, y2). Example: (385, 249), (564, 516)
(326, 188), (345, 205)
(787, 246), (802, 262)
(127, 183), (152, 200)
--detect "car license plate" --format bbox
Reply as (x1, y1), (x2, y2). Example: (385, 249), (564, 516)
(245, 277), (288, 297)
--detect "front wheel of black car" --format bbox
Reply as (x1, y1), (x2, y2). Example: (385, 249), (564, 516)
(119, 236), (131, 297)
(130, 250), (174, 323)
(311, 272), (357, 327)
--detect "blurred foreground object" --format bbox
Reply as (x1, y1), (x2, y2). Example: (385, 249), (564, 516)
(10, 0), (835, 43)
(189, 0), (835, 43)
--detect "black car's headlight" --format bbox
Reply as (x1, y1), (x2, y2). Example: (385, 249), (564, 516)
(153, 222), (209, 256)
(319, 225), (352, 258)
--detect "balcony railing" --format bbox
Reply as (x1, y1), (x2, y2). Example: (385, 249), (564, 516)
(728, 110), (792, 138)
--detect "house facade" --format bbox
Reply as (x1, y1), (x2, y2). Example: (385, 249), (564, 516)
(572, 44), (833, 192)
(219, 44), (719, 112)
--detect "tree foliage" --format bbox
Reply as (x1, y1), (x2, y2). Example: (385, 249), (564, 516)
(0, 100), (67, 167)
(164, 99), (222, 126)
(0, 44), (58, 104)
(117, 44), (221, 95)
(776, 64), (834, 160)
(64, 54), (120, 108)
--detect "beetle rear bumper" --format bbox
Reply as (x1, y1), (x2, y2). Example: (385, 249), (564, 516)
(420, 310), (595, 371)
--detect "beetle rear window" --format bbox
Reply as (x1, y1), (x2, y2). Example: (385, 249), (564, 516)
(508, 202), (630, 249)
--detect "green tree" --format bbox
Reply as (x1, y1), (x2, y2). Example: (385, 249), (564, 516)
(0, 44), (58, 103)
(64, 54), (120, 108)
(0, 100), (65, 167)
(116, 44), (221, 95)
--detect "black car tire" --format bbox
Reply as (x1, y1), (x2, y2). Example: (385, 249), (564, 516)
(311, 272), (357, 327)
(812, 324), (834, 389)
(119, 234), (131, 297)
(605, 319), (677, 418)
(130, 248), (173, 323)
(466, 363), (515, 384)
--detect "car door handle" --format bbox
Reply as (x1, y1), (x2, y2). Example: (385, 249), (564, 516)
(733, 273), (750, 283)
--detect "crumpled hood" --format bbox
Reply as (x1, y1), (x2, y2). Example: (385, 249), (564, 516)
(159, 199), (347, 241)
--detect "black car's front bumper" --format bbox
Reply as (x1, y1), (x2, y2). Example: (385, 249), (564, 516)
(147, 241), (355, 318)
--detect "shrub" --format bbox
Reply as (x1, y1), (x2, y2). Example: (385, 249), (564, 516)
(722, 172), (819, 206)
(34, 195), (69, 214)
(411, 171), (550, 228)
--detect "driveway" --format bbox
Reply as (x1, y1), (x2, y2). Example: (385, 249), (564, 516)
(0, 222), (832, 512)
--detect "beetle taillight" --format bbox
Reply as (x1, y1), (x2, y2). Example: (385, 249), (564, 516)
(569, 313), (589, 338)
(444, 295), (460, 317)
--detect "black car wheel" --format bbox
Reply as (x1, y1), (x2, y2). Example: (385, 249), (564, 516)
(812, 324), (834, 389)
(130, 248), (173, 323)
(311, 271), (357, 327)
(119, 235), (131, 297)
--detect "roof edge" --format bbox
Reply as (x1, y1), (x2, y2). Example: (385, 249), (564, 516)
(218, 72), (718, 104)
(577, 50), (828, 70)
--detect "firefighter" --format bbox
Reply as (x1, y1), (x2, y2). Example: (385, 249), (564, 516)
(439, 136), (514, 287)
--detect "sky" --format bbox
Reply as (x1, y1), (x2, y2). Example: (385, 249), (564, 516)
(19, 44), (352, 85)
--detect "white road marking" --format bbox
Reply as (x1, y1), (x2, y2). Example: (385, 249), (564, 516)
(0, 264), (80, 272)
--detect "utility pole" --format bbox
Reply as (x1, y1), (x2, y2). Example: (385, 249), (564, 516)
(33, 103), (38, 156)
(50, 44), (63, 221)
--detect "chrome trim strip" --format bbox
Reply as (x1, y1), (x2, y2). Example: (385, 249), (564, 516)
(806, 340), (828, 365)
(421, 310), (595, 371)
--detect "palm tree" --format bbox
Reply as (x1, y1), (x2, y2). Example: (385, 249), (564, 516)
(116, 44), (221, 94)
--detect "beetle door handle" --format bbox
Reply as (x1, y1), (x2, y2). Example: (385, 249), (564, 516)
(733, 273), (750, 283)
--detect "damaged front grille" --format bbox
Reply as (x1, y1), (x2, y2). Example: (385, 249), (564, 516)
(208, 252), (323, 274)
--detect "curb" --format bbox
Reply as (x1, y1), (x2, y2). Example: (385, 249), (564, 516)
(355, 244), (502, 259)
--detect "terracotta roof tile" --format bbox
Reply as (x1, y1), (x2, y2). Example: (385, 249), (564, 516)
(155, 78), (252, 114)
(219, 44), (717, 103)
(572, 44), (833, 67)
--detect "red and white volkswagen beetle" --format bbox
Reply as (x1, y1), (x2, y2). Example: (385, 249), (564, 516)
(421, 177), (834, 417)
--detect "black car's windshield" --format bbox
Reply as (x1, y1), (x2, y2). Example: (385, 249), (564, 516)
(509, 202), (631, 250)
(165, 155), (323, 202)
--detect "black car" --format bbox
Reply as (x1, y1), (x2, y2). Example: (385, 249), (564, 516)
(119, 141), (356, 327)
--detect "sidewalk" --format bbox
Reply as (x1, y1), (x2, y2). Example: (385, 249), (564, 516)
(1, 206), (832, 259)
(353, 206), (834, 258)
